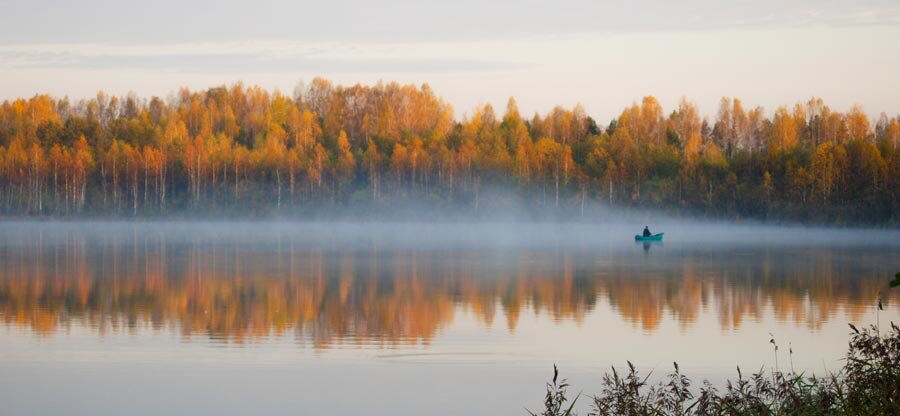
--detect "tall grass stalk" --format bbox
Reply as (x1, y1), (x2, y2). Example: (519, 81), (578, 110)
(529, 322), (900, 415)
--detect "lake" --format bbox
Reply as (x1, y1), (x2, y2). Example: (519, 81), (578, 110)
(1, 221), (898, 415)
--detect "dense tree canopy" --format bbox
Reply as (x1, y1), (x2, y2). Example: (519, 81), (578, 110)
(1, 79), (898, 223)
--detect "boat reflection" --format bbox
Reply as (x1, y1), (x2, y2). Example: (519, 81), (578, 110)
(639, 240), (662, 253)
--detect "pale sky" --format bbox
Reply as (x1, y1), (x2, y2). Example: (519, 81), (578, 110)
(2, 0), (900, 121)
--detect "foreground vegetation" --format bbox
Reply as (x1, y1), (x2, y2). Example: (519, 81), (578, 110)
(532, 321), (900, 415)
(1, 79), (899, 221)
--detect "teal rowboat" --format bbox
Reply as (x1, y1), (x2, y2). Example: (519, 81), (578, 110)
(634, 233), (664, 242)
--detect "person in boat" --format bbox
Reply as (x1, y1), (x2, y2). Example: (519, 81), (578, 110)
(642, 226), (652, 237)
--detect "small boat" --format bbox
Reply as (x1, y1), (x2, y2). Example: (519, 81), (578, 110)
(634, 233), (664, 242)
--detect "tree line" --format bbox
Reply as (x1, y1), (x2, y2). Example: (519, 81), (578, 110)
(1, 78), (898, 222)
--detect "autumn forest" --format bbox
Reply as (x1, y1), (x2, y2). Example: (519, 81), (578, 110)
(2, 78), (899, 222)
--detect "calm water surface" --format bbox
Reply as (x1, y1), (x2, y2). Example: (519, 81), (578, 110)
(1, 222), (898, 415)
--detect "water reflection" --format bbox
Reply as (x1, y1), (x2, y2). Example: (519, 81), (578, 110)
(639, 240), (662, 253)
(1, 224), (897, 348)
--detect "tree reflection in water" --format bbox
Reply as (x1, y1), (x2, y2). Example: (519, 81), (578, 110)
(0, 227), (896, 346)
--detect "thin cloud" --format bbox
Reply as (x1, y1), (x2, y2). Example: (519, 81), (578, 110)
(0, 40), (527, 74)
(2, 1), (900, 44)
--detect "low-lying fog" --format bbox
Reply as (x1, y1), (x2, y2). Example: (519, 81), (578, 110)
(1, 219), (898, 249)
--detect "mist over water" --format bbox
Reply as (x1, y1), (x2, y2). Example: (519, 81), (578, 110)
(1, 220), (898, 415)
(3, 218), (897, 248)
